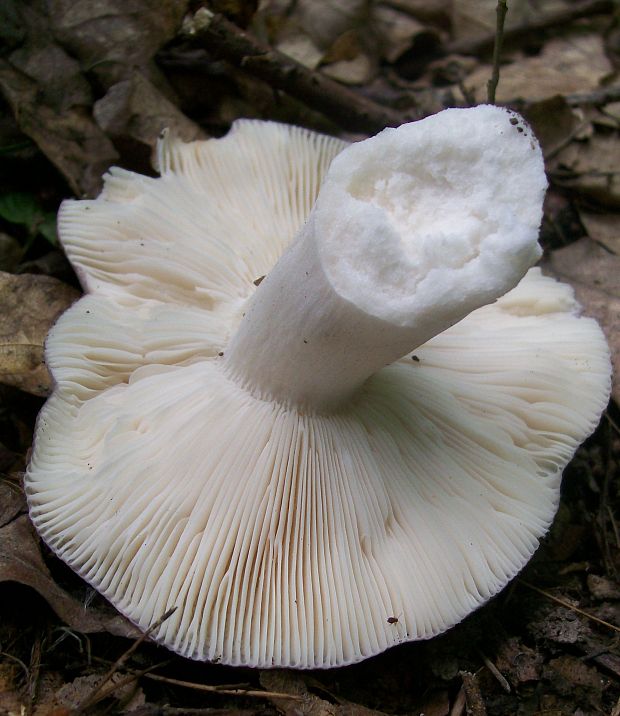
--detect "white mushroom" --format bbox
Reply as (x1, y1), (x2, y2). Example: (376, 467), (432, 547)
(26, 106), (611, 669)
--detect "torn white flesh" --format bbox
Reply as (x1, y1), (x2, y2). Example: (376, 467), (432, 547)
(224, 106), (546, 411)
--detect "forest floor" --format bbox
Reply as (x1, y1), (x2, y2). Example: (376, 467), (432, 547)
(0, 1), (619, 714)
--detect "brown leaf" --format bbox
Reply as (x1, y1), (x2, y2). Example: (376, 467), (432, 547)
(276, 31), (324, 70)
(260, 670), (389, 716)
(93, 70), (205, 154)
(0, 59), (118, 197)
(464, 35), (613, 103)
(0, 515), (138, 638)
(288, 0), (370, 51)
(555, 131), (620, 208)
(587, 574), (620, 600)
(0, 272), (79, 396)
(8, 42), (92, 113)
(0, 478), (26, 528)
(528, 602), (591, 646)
(543, 238), (619, 404)
(260, 0), (377, 83)
(524, 96), (588, 158)
(580, 210), (620, 254)
(54, 673), (145, 712)
(372, 5), (425, 63)
(0, 661), (24, 715)
(452, 0), (569, 43)
(495, 637), (544, 685)
(544, 655), (606, 701)
(49, 0), (189, 88)
(418, 690), (450, 716)
(322, 52), (375, 86)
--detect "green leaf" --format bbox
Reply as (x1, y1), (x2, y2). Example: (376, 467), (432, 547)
(37, 214), (58, 246)
(0, 192), (42, 230)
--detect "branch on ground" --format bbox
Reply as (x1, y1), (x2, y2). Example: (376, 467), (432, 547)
(181, 9), (412, 133)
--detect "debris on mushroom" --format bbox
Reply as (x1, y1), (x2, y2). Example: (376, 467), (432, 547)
(26, 106), (611, 669)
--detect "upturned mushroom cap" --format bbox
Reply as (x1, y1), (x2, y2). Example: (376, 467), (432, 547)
(26, 107), (611, 668)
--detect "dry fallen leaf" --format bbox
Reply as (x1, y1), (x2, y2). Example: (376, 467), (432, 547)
(543, 238), (619, 404)
(451, 0), (569, 42)
(49, 0), (189, 88)
(0, 272), (79, 396)
(544, 655), (606, 706)
(93, 69), (205, 156)
(0, 515), (138, 638)
(54, 673), (146, 712)
(276, 31), (324, 70)
(579, 211), (620, 254)
(322, 51), (375, 86)
(554, 131), (620, 208)
(291, 0), (369, 51)
(0, 662), (23, 716)
(0, 479), (26, 528)
(418, 689), (450, 716)
(260, 670), (388, 716)
(7, 41), (92, 113)
(587, 574), (620, 600)
(495, 637), (544, 686)
(372, 4), (425, 63)
(0, 58), (118, 197)
(465, 35), (613, 103)
(524, 96), (589, 158)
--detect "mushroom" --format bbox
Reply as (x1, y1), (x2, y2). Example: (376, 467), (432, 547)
(26, 106), (611, 669)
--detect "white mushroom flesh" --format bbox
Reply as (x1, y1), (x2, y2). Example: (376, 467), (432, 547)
(26, 108), (611, 668)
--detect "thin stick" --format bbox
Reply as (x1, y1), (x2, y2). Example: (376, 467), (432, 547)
(519, 580), (620, 633)
(449, 685), (466, 716)
(79, 660), (172, 710)
(460, 671), (487, 716)
(142, 672), (303, 701)
(606, 410), (620, 437)
(88, 656), (299, 703)
(0, 651), (29, 681)
(487, 0), (508, 104)
(181, 9), (408, 133)
(26, 636), (43, 716)
(78, 607), (177, 709)
(563, 84), (620, 107)
(477, 649), (511, 693)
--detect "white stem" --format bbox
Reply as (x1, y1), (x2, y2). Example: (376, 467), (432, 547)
(224, 106), (547, 412)
(224, 218), (420, 411)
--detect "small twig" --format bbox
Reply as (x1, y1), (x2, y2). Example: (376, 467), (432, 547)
(446, 0), (613, 57)
(26, 635), (42, 716)
(519, 580), (620, 633)
(77, 607), (177, 710)
(129, 707), (256, 715)
(449, 685), (467, 716)
(477, 649), (511, 693)
(81, 660), (172, 709)
(607, 505), (620, 550)
(460, 671), (488, 716)
(0, 651), (30, 682)
(566, 84), (620, 108)
(141, 672), (303, 701)
(606, 411), (620, 437)
(181, 9), (409, 133)
(487, 0), (508, 104)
